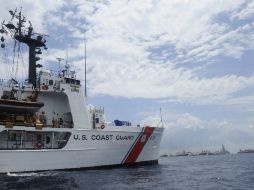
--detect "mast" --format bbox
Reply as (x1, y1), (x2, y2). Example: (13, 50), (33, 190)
(1, 8), (47, 88)
(84, 38), (87, 97)
(160, 108), (164, 127)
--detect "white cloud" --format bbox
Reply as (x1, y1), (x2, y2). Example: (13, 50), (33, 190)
(174, 113), (203, 129)
(47, 0), (253, 104)
(0, 48), (29, 81)
(231, 0), (254, 20)
(0, 0), (254, 105)
(0, 0), (64, 33)
(86, 59), (254, 103)
(141, 111), (254, 153)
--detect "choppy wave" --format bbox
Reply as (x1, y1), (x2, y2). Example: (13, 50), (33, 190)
(1, 154), (254, 190)
(6, 171), (58, 177)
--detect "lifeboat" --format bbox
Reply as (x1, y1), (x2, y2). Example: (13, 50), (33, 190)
(0, 99), (44, 113)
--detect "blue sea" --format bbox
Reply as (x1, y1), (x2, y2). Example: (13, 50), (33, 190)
(1, 153), (254, 190)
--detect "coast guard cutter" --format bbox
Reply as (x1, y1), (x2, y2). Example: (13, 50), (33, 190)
(0, 8), (164, 173)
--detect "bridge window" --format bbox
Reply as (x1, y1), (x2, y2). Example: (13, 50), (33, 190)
(65, 78), (70, 84)
(49, 80), (53, 85)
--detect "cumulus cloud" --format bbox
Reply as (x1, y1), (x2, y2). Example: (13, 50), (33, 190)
(88, 62), (254, 101)
(37, 0), (254, 105)
(1, 0), (253, 105)
(141, 111), (254, 153)
(231, 0), (254, 20)
(0, 0), (253, 107)
(0, 0), (64, 33)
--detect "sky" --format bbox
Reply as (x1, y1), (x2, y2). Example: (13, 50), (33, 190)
(0, 0), (254, 153)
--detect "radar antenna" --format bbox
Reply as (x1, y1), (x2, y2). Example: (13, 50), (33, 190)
(56, 57), (64, 76)
(1, 7), (48, 88)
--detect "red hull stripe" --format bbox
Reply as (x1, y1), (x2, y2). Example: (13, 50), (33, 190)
(121, 128), (144, 164)
(122, 127), (155, 164)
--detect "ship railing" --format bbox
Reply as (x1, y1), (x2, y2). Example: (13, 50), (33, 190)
(105, 121), (164, 128)
(89, 106), (104, 114)
(0, 122), (73, 129)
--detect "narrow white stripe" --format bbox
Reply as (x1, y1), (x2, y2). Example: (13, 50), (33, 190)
(0, 148), (96, 153)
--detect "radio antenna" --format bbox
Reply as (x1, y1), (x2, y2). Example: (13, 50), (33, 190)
(160, 108), (164, 127)
(65, 49), (68, 65)
(84, 34), (87, 97)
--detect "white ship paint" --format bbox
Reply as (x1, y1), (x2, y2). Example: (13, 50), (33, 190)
(0, 126), (163, 173)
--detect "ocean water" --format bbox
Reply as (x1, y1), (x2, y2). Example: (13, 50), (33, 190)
(1, 153), (254, 190)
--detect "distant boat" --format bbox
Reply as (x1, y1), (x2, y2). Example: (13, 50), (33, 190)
(238, 149), (254, 154)
(213, 145), (230, 155)
(175, 150), (190, 156)
(198, 150), (211, 156)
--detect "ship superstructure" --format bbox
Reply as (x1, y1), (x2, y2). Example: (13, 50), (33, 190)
(0, 8), (164, 173)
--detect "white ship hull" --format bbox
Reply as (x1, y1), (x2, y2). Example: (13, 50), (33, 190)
(0, 126), (164, 173)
